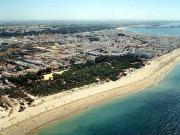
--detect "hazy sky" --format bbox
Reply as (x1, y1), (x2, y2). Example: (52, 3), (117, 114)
(0, 0), (180, 21)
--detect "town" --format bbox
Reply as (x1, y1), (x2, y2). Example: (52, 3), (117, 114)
(0, 24), (180, 89)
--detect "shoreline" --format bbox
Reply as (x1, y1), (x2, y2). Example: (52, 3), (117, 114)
(1, 49), (180, 135)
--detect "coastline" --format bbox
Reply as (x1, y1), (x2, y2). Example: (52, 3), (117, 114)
(1, 49), (180, 135)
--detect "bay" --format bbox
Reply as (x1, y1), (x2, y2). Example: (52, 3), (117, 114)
(126, 27), (180, 36)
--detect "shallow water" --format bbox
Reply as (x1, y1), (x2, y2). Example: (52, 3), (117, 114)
(35, 64), (180, 135)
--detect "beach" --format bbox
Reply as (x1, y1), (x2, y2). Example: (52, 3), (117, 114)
(1, 48), (180, 135)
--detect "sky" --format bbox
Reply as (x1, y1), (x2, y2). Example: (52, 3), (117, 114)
(0, 0), (180, 21)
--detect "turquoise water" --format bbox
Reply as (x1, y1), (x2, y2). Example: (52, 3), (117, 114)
(126, 27), (180, 36)
(35, 64), (180, 135)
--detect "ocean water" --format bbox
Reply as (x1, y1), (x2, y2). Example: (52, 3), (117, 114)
(35, 64), (180, 135)
(126, 27), (180, 36)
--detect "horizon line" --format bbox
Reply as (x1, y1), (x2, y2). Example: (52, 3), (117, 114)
(1, 19), (180, 22)
(0, 19), (180, 25)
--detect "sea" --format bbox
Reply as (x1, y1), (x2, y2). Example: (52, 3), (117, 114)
(126, 27), (180, 36)
(125, 22), (180, 36)
(34, 27), (180, 135)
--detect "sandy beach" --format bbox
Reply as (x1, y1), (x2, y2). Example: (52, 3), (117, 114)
(116, 27), (127, 30)
(1, 48), (180, 135)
